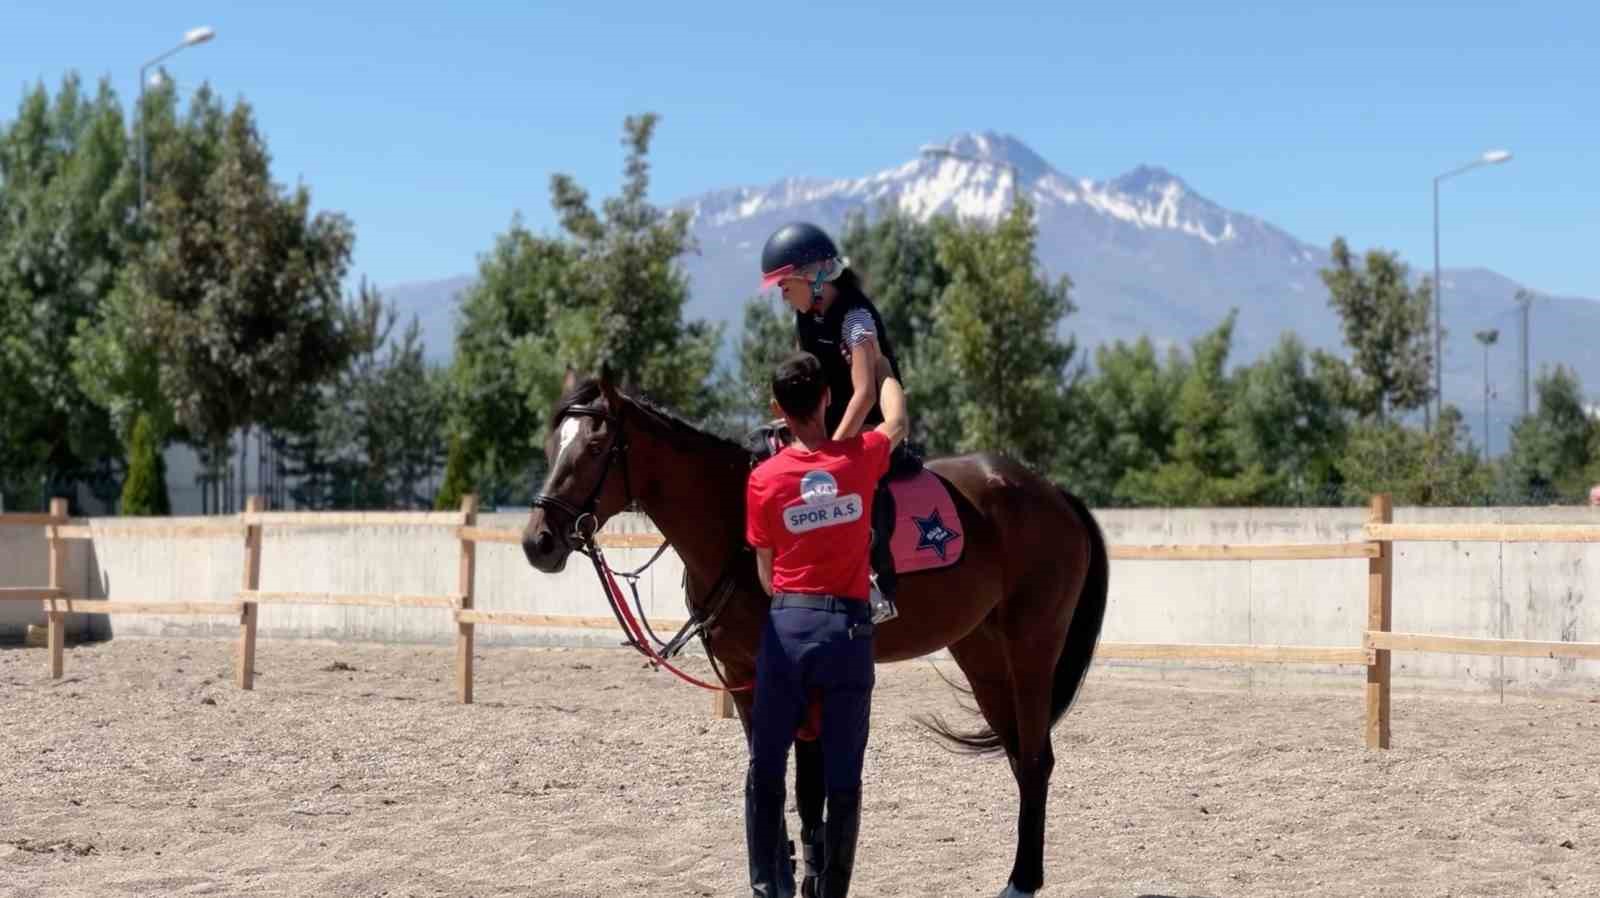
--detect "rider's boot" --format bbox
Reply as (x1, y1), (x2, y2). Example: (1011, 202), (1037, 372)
(745, 771), (797, 898)
(819, 788), (863, 898)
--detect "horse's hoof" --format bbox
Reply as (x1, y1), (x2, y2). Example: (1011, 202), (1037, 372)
(996, 885), (1036, 898)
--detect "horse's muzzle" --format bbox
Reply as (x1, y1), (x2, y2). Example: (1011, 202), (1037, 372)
(522, 527), (569, 573)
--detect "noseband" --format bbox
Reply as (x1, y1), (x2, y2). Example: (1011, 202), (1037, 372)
(532, 402), (633, 556)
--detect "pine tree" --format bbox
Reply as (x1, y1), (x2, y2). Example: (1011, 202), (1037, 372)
(119, 414), (170, 516)
(932, 197), (1078, 468)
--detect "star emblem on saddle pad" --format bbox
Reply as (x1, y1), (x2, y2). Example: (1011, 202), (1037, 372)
(912, 509), (960, 561)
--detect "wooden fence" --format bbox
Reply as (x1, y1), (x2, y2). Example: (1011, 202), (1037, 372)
(4, 493), (1599, 747)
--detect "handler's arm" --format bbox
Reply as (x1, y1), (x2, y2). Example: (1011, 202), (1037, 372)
(755, 546), (775, 597)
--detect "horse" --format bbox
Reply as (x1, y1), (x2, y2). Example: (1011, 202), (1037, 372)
(521, 372), (1108, 898)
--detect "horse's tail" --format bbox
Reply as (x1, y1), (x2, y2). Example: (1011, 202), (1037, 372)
(920, 485), (1109, 755)
(1047, 487), (1109, 728)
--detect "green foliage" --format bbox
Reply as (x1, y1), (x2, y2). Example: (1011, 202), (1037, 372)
(119, 414), (170, 516)
(931, 197), (1077, 467)
(840, 206), (949, 362)
(1228, 334), (1349, 505)
(1115, 314), (1278, 507)
(1502, 366), (1598, 503)
(275, 284), (447, 509)
(544, 114), (721, 419)
(435, 434), (474, 511)
(1319, 237), (1434, 421)
(445, 219), (574, 504)
(1056, 337), (1184, 505)
(1338, 405), (1492, 505)
(0, 74), (135, 508)
(730, 294), (794, 428)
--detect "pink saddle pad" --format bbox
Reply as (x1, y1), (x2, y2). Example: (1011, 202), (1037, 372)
(888, 470), (964, 573)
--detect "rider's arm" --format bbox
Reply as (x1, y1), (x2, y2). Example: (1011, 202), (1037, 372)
(873, 370), (908, 452)
(832, 335), (881, 441)
(755, 546), (775, 596)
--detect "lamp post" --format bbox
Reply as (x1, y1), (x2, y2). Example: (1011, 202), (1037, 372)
(1433, 148), (1512, 427)
(919, 144), (1022, 212)
(1475, 328), (1499, 459)
(138, 26), (216, 216)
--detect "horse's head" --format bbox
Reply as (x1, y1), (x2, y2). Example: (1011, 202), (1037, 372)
(521, 369), (634, 573)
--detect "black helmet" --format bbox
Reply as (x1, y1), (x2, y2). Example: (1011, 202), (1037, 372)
(760, 222), (840, 288)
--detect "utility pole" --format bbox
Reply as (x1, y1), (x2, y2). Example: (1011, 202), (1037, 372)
(1475, 329), (1500, 459)
(1515, 289), (1532, 419)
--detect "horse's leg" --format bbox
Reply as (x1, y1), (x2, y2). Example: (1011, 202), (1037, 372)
(997, 629), (1062, 898)
(948, 610), (1065, 898)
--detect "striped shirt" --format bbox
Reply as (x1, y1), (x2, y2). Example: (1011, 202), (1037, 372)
(842, 308), (877, 348)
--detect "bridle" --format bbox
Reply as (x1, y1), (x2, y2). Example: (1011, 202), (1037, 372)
(532, 396), (751, 693)
(531, 402), (632, 557)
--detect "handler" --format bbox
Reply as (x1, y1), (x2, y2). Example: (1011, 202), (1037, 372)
(743, 351), (907, 898)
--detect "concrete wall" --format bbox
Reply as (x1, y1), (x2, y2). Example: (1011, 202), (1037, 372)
(4, 505), (1598, 693)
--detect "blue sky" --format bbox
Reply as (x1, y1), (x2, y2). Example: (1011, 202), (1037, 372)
(3, 1), (1595, 300)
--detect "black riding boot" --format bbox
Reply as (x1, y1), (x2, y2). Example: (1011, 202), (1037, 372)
(820, 789), (863, 898)
(745, 773), (796, 898)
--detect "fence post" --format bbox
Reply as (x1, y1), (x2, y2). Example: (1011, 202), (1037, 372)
(237, 496), (263, 690)
(1365, 493), (1393, 749)
(46, 497), (67, 679)
(457, 494), (479, 704)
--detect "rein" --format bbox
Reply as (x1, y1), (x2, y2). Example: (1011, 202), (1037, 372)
(533, 398), (752, 694)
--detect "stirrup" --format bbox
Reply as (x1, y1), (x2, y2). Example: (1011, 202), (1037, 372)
(868, 579), (897, 625)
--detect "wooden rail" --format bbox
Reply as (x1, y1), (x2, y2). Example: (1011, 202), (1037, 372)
(17, 492), (1600, 741)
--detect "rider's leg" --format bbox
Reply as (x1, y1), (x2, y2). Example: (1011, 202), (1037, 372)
(869, 479), (898, 623)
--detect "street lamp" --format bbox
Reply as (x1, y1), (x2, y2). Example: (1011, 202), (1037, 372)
(139, 26), (217, 215)
(1474, 328), (1499, 459)
(1433, 148), (1512, 426)
(919, 144), (1022, 212)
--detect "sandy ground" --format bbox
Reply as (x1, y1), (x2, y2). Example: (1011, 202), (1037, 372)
(2, 638), (1599, 898)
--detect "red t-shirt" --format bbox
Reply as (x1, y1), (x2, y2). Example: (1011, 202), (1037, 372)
(746, 431), (892, 600)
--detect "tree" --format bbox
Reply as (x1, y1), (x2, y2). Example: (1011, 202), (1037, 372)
(1116, 313), (1277, 507)
(1228, 334), (1349, 505)
(445, 218), (574, 505)
(434, 435), (473, 511)
(1319, 237), (1434, 421)
(1502, 366), (1597, 503)
(840, 205), (949, 362)
(113, 89), (362, 511)
(932, 197), (1078, 467)
(119, 414), (170, 516)
(1338, 405), (1492, 506)
(544, 114), (722, 419)
(0, 74), (135, 509)
(730, 294), (794, 428)
(1057, 336), (1185, 506)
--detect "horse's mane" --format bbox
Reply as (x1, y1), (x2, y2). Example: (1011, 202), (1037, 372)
(558, 378), (750, 461)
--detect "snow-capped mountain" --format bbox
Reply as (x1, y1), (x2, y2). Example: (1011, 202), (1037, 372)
(389, 130), (1599, 451)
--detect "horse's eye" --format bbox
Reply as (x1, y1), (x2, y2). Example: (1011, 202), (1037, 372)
(586, 440), (606, 456)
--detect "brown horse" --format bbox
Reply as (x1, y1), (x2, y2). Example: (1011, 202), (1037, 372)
(522, 374), (1108, 898)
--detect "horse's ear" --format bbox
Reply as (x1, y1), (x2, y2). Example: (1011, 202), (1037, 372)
(560, 366), (578, 398)
(598, 363), (621, 410)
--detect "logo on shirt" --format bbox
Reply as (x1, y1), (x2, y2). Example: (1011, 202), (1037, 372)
(800, 471), (838, 504)
(786, 470), (862, 534)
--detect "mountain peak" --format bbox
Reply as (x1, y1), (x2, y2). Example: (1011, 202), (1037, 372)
(920, 131), (1054, 181)
(1111, 164), (1187, 195)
